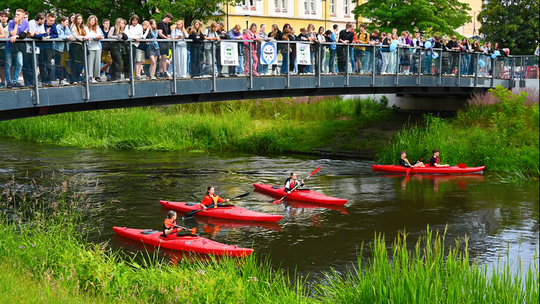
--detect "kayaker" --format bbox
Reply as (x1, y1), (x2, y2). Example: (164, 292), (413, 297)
(163, 210), (188, 238)
(199, 186), (229, 210)
(430, 149), (450, 168)
(399, 151), (425, 168)
(284, 172), (304, 193)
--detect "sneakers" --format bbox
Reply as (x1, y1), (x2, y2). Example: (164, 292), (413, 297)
(90, 79), (97, 83)
(13, 83), (23, 87)
(60, 79), (69, 86)
(150, 75), (157, 80)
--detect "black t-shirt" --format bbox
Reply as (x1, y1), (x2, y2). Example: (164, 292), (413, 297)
(446, 40), (458, 49)
(369, 33), (379, 43)
(429, 157), (437, 166)
(338, 29), (354, 45)
(399, 159), (411, 168)
(157, 21), (170, 38)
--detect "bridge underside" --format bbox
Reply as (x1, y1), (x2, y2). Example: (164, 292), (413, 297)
(0, 75), (507, 121)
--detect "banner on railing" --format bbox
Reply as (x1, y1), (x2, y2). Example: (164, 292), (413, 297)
(296, 43), (311, 65)
(260, 42), (278, 65)
(221, 42), (239, 66)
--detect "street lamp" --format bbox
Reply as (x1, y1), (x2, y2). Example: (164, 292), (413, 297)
(323, 0), (327, 30)
(482, 15), (487, 42)
(245, 15), (249, 32)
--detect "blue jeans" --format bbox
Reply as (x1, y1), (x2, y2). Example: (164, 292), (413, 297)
(280, 53), (289, 74)
(349, 47), (355, 72)
(363, 50), (372, 73)
(460, 54), (470, 75)
(236, 56), (244, 74)
(329, 49), (336, 73)
(4, 48), (23, 85)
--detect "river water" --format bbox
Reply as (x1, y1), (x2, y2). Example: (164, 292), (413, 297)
(1, 137), (538, 278)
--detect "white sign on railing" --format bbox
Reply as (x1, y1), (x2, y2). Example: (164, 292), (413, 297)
(260, 42), (278, 65)
(296, 43), (311, 65)
(221, 42), (239, 66)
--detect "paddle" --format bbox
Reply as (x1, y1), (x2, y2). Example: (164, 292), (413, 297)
(271, 166), (321, 204)
(173, 226), (198, 235)
(183, 192), (251, 218)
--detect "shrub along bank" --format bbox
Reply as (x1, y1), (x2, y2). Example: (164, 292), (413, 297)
(376, 86), (539, 175)
(1, 177), (537, 303)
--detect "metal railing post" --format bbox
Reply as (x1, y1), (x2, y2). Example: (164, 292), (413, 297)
(249, 41), (253, 89)
(211, 42), (216, 92)
(438, 50), (442, 86)
(474, 52), (479, 87)
(316, 44), (321, 87)
(128, 41), (134, 96)
(456, 52), (461, 86)
(417, 49), (421, 85)
(172, 40), (177, 94)
(345, 44), (349, 86)
(31, 41), (39, 105)
(490, 57), (495, 87)
(394, 46), (399, 86)
(286, 41), (290, 88)
(510, 57), (515, 89)
(83, 42), (90, 100)
(371, 45), (375, 86)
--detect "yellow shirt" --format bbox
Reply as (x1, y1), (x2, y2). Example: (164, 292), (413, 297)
(357, 31), (370, 50)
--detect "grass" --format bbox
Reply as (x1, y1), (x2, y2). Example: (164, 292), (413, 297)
(1, 176), (538, 303)
(0, 96), (399, 154)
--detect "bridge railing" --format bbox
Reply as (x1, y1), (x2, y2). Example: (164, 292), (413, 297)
(0, 37), (537, 102)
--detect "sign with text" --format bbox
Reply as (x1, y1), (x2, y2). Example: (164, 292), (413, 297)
(260, 42), (278, 65)
(296, 43), (311, 65)
(221, 42), (239, 66)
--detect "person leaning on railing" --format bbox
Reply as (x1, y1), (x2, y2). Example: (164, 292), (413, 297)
(203, 22), (220, 77)
(84, 15), (103, 84)
(337, 22), (354, 74)
(188, 20), (204, 78)
(171, 20), (188, 78)
(243, 23), (261, 77)
(124, 15), (144, 80)
(108, 18), (129, 82)
(216, 22), (228, 77)
(54, 16), (72, 86)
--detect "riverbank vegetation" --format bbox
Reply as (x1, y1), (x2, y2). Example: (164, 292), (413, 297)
(376, 86), (539, 175)
(1, 177), (538, 303)
(0, 86), (538, 174)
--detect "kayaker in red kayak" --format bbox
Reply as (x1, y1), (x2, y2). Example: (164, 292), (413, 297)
(163, 210), (190, 238)
(284, 172), (304, 193)
(429, 149), (450, 168)
(199, 186), (229, 210)
(399, 151), (425, 168)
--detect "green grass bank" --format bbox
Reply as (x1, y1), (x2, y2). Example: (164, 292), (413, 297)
(0, 87), (538, 174)
(1, 177), (538, 303)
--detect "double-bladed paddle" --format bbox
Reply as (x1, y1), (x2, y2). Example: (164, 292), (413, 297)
(271, 166), (321, 204)
(183, 192), (251, 218)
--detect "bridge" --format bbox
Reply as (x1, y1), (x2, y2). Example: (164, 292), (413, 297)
(0, 39), (537, 121)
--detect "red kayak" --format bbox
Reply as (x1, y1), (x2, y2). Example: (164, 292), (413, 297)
(113, 227), (253, 257)
(372, 164), (485, 174)
(253, 183), (348, 206)
(160, 200), (283, 222)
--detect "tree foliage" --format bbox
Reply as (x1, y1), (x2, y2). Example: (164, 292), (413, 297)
(1, 0), (243, 28)
(353, 0), (471, 36)
(478, 0), (540, 55)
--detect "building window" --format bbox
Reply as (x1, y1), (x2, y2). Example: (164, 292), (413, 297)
(304, 0), (309, 13)
(310, 0), (315, 13)
(243, 0), (254, 9)
(282, 0), (287, 12)
(330, 0), (335, 15)
(344, 0), (348, 15)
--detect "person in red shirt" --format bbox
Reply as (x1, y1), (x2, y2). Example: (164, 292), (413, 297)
(199, 186), (229, 210)
(163, 210), (181, 238)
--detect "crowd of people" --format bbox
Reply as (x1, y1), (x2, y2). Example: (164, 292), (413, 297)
(0, 8), (525, 89)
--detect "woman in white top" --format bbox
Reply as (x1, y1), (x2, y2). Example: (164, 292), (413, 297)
(316, 26), (327, 73)
(124, 15), (144, 79)
(84, 15), (103, 83)
(171, 20), (188, 78)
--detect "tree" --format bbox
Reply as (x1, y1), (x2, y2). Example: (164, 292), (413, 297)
(146, 0), (243, 28)
(353, 0), (471, 37)
(478, 0), (539, 55)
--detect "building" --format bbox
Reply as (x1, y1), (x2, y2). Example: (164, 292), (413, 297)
(218, 0), (362, 32)
(455, 0), (483, 38)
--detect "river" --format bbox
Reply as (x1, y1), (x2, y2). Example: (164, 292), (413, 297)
(1, 137), (538, 278)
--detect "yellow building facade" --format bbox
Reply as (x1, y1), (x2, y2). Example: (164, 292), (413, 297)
(217, 0), (362, 32)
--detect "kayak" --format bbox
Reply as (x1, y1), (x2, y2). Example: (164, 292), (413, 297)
(160, 200), (283, 222)
(113, 226), (253, 257)
(253, 183), (348, 206)
(372, 164), (485, 174)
